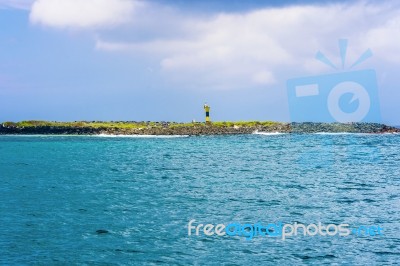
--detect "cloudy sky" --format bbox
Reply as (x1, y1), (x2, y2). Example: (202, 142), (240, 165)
(1, 0), (400, 124)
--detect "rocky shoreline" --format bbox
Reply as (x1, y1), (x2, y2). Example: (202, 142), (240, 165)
(0, 122), (399, 135)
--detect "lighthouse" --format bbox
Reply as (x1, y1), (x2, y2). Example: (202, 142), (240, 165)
(203, 103), (211, 123)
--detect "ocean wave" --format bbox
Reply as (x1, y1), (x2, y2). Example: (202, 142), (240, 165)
(252, 131), (286, 136)
(381, 132), (400, 135)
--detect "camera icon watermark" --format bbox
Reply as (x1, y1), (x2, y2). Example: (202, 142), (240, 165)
(287, 39), (381, 123)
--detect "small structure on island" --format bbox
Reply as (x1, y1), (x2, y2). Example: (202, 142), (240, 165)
(203, 103), (211, 123)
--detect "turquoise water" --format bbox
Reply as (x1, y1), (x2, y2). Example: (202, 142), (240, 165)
(1, 134), (400, 265)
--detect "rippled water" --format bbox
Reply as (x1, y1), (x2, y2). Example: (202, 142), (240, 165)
(1, 134), (399, 265)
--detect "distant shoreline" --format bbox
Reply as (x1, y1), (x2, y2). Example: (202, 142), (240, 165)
(1, 121), (399, 135)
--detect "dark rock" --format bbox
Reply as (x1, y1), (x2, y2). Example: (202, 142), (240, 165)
(96, 229), (109, 234)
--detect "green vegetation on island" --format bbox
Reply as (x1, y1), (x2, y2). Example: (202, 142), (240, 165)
(2, 120), (279, 128)
(1, 120), (399, 135)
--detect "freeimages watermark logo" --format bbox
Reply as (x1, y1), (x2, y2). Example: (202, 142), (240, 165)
(187, 220), (383, 241)
(287, 39), (381, 123)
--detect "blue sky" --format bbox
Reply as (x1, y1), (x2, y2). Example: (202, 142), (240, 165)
(1, 0), (400, 124)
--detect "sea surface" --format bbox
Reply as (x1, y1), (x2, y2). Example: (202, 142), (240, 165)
(0, 134), (399, 265)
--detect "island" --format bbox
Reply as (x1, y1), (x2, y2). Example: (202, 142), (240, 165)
(0, 121), (399, 135)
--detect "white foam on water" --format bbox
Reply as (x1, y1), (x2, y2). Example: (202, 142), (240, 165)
(382, 132), (400, 135)
(253, 131), (286, 136)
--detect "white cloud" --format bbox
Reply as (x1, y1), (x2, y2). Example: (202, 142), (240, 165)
(0, 0), (34, 10)
(365, 15), (400, 63)
(95, 2), (400, 90)
(29, 0), (400, 90)
(252, 70), (275, 85)
(30, 0), (140, 29)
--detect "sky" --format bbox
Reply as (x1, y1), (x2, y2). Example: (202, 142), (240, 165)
(1, 0), (400, 124)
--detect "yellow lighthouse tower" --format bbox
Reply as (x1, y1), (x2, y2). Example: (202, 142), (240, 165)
(203, 103), (211, 123)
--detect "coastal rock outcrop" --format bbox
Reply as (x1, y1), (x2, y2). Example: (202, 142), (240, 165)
(0, 122), (398, 135)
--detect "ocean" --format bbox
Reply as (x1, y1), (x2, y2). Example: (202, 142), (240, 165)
(1, 134), (399, 265)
